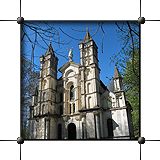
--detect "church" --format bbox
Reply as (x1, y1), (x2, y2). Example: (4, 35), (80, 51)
(29, 27), (134, 139)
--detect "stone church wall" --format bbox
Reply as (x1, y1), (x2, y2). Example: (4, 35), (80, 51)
(86, 113), (96, 138)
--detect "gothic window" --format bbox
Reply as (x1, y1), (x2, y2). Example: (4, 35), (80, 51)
(88, 97), (91, 109)
(107, 119), (113, 137)
(60, 106), (63, 115)
(69, 104), (72, 114)
(43, 92), (46, 101)
(87, 83), (91, 93)
(73, 103), (75, 113)
(70, 85), (74, 101)
(42, 105), (45, 115)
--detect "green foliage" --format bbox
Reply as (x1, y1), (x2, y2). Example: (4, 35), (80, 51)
(115, 22), (139, 137)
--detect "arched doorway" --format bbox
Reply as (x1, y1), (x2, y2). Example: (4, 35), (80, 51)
(68, 123), (76, 139)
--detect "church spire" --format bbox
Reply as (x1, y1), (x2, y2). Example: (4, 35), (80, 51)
(113, 64), (123, 91)
(45, 39), (55, 56)
(83, 25), (92, 42)
(113, 63), (121, 79)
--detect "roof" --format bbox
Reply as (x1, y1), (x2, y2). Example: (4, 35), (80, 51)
(113, 64), (121, 79)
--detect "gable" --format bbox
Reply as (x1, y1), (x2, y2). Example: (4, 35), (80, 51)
(59, 61), (80, 78)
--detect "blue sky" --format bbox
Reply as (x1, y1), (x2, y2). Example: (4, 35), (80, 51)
(22, 21), (128, 86)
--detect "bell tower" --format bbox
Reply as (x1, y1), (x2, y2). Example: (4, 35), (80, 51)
(36, 40), (58, 139)
(79, 26), (101, 109)
(38, 40), (58, 114)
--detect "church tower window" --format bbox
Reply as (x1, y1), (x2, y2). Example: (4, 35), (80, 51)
(43, 92), (46, 101)
(70, 85), (74, 101)
(60, 106), (63, 115)
(88, 97), (91, 109)
(69, 104), (72, 114)
(42, 105), (45, 115)
(87, 83), (91, 94)
(73, 103), (75, 113)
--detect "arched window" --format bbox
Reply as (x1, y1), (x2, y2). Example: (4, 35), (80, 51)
(88, 97), (91, 109)
(69, 104), (72, 114)
(42, 105), (45, 115)
(107, 119), (113, 137)
(60, 106), (63, 115)
(73, 103), (75, 113)
(70, 85), (74, 101)
(87, 83), (91, 94)
(43, 92), (46, 101)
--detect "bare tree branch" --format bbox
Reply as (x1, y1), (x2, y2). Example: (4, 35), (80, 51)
(59, 27), (83, 41)
(126, 21), (139, 78)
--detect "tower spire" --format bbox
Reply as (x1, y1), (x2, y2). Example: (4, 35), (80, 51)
(45, 39), (55, 56)
(83, 25), (92, 42)
(113, 63), (121, 79)
(113, 64), (123, 91)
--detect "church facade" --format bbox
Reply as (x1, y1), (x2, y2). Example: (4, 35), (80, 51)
(29, 27), (134, 139)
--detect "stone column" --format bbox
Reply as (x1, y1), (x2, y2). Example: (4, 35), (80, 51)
(94, 111), (100, 139)
(45, 117), (50, 139)
(81, 113), (87, 139)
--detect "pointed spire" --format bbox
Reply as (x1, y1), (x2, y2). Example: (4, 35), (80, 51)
(113, 63), (121, 79)
(45, 39), (55, 56)
(83, 25), (92, 42)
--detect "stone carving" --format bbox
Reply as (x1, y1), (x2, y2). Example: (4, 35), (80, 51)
(66, 47), (73, 62)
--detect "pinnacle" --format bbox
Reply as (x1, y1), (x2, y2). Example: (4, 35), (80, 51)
(83, 25), (92, 42)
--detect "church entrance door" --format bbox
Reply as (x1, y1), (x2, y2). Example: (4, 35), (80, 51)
(68, 123), (76, 139)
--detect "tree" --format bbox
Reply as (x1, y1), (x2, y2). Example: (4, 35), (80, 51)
(112, 21), (139, 137)
(21, 56), (39, 138)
